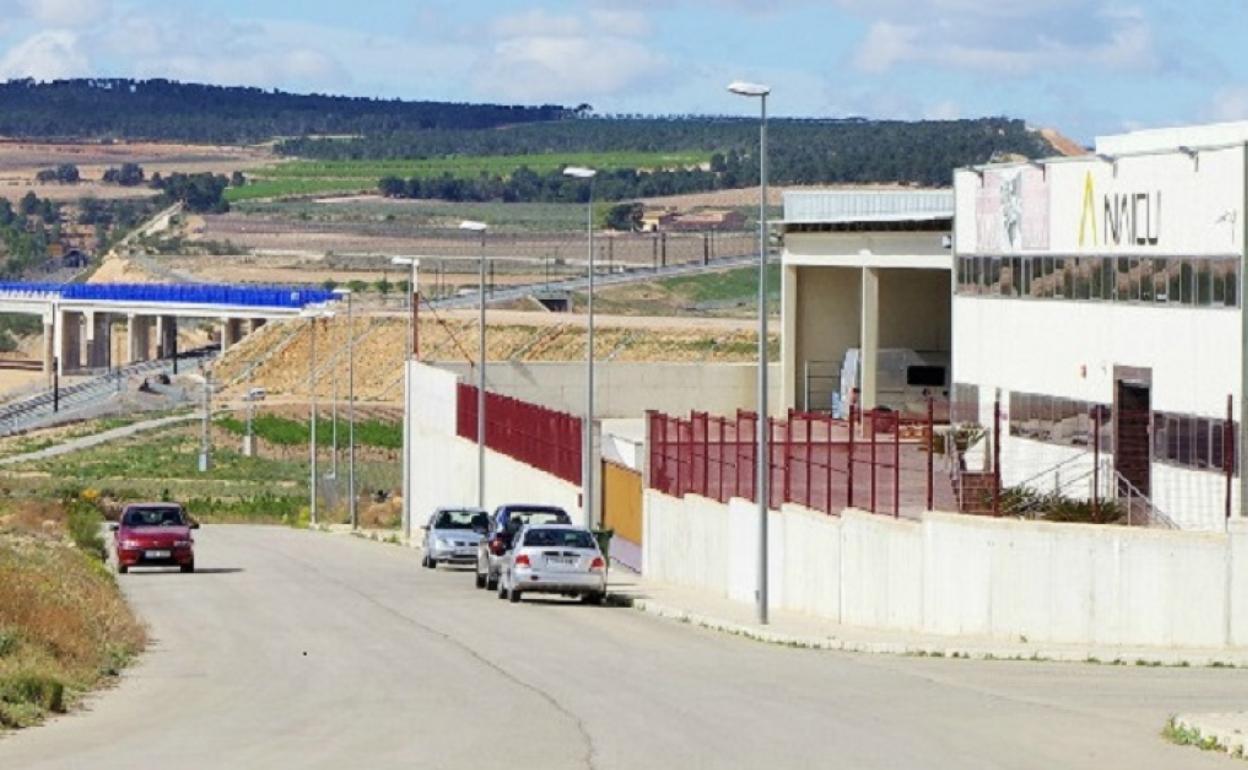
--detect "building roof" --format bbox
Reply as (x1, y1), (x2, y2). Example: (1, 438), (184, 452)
(1096, 120), (1248, 156)
(782, 189), (953, 225)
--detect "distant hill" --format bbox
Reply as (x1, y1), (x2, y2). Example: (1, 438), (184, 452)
(0, 79), (572, 143)
(0, 78), (1061, 191)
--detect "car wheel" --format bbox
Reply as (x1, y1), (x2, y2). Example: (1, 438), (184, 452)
(117, 564), (128, 574)
(474, 565), (486, 589)
(423, 554), (436, 569)
(508, 583), (522, 604)
(180, 562), (195, 574)
(497, 573), (508, 600)
(582, 591), (605, 605)
(486, 571), (498, 591)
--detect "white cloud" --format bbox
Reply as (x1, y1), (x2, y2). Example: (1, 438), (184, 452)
(471, 9), (668, 102)
(21, 0), (110, 27)
(847, 2), (1158, 77)
(1208, 86), (1248, 123)
(0, 29), (90, 80)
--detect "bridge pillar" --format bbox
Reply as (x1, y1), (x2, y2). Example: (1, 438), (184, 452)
(42, 317), (53, 383)
(156, 315), (177, 360)
(86, 312), (112, 370)
(220, 317), (244, 352)
(126, 314), (152, 365)
(56, 309), (81, 375)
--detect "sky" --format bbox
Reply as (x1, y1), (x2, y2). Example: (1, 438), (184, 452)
(0, 0), (1244, 142)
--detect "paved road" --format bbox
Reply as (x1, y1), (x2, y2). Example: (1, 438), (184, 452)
(1, 526), (1243, 769)
(0, 413), (199, 466)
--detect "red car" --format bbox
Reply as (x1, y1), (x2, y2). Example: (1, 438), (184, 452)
(110, 503), (199, 574)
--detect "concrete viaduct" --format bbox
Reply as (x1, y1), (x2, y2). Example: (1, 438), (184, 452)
(0, 283), (337, 379)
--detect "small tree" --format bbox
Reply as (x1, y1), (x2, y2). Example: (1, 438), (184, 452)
(375, 277), (392, 296)
(347, 279), (368, 295)
(230, 171), (246, 187)
(322, 278), (339, 292)
(378, 176), (405, 198)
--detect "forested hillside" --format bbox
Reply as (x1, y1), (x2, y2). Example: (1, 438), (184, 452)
(0, 79), (571, 143)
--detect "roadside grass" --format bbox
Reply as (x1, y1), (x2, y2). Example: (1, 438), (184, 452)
(0, 498), (145, 729)
(1162, 717), (1235, 755)
(228, 151), (708, 202)
(215, 414), (402, 450)
(0, 422), (400, 528)
(577, 263), (781, 319)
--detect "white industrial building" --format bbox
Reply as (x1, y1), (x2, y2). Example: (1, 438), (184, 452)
(952, 121), (1248, 531)
(780, 190), (953, 415)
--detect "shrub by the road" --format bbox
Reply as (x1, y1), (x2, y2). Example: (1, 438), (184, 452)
(64, 496), (106, 562)
(0, 500), (145, 729)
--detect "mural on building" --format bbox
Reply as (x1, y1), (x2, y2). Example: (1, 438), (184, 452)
(975, 167), (1050, 252)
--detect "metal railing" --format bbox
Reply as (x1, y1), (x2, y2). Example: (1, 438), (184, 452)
(456, 384), (582, 484)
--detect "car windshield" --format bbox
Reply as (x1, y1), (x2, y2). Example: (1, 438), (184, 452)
(505, 507), (570, 531)
(434, 510), (485, 530)
(523, 529), (596, 549)
(122, 507), (186, 527)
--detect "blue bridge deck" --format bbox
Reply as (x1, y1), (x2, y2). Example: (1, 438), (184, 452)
(0, 282), (337, 310)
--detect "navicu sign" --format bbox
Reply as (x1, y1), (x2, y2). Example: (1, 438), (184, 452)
(1077, 173), (1160, 247)
(959, 144), (1245, 256)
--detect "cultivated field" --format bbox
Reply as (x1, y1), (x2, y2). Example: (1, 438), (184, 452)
(0, 140), (274, 202)
(227, 151), (710, 202)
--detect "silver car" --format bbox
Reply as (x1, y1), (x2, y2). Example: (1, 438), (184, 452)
(497, 524), (607, 604)
(421, 507), (488, 569)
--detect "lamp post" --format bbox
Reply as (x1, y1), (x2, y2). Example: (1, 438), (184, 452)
(392, 256), (420, 543)
(460, 220), (489, 509)
(564, 166), (598, 526)
(301, 307), (333, 526)
(332, 289), (356, 529)
(728, 79), (771, 625)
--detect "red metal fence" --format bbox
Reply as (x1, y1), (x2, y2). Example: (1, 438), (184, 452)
(457, 383), (582, 484)
(648, 406), (950, 517)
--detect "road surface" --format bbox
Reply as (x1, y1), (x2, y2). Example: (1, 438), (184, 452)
(1, 526), (1243, 769)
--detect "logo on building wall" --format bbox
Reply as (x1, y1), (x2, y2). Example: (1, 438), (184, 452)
(975, 167), (1050, 252)
(1077, 171), (1161, 248)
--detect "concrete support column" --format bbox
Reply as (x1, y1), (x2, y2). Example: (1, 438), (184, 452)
(780, 265), (798, 412)
(156, 315), (177, 359)
(42, 316), (54, 382)
(126, 315), (152, 365)
(86, 312), (112, 370)
(56, 309), (81, 375)
(860, 267), (880, 410)
(226, 318), (245, 349)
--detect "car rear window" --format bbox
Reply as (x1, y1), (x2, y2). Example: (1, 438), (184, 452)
(507, 507), (570, 528)
(122, 506), (186, 527)
(523, 529), (596, 549)
(435, 510), (486, 530)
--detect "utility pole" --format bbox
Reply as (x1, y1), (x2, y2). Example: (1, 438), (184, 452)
(198, 371), (212, 473)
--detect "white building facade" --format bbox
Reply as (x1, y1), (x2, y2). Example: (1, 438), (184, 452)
(953, 122), (1248, 530)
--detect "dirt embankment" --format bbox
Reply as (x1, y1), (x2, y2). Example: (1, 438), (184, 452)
(212, 311), (773, 403)
(0, 497), (145, 729)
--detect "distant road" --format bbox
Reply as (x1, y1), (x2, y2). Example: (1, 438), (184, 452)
(0, 526), (1242, 769)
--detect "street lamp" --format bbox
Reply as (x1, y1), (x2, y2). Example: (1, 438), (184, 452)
(460, 220), (488, 509)
(332, 289), (356, 529)
(301, 306), (334, 526)
(728, 78), (771, 626)
(391, 256), (420, 543)
(564, 166), (598, 527)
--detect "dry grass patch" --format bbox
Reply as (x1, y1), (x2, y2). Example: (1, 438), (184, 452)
(0, 498), (145, 729)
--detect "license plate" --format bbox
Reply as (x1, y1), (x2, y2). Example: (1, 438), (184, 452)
(145, 550), (171, 559)
(546, 556), (576, 568)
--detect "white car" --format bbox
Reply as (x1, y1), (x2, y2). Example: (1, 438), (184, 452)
(497, 524), (607, 604)
(421, 507), (488, 569)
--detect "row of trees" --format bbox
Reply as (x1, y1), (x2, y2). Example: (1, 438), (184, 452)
(153, 172), (230, 213)
(35, 164), (80, 184)
(0, 79), (571, 143)
(378, 164), (751, 204)
(0, 193), (62, 276)
(319, 117), (1055, 190)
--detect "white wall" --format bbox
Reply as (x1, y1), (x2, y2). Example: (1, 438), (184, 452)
(407, 360), (585, 526)
(434, 361), (783, 419)
(643, 492), (1248, 650)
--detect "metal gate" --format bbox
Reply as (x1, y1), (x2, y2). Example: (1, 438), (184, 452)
(602, 461), (643, 571)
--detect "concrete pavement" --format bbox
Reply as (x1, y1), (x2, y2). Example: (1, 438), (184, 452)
(608, 577), (1248, 666)
(2, 525), (1246, 769)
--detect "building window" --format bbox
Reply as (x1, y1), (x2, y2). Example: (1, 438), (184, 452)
(956, 255), (1241, 308)
(1154, 409), (1237, 474)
